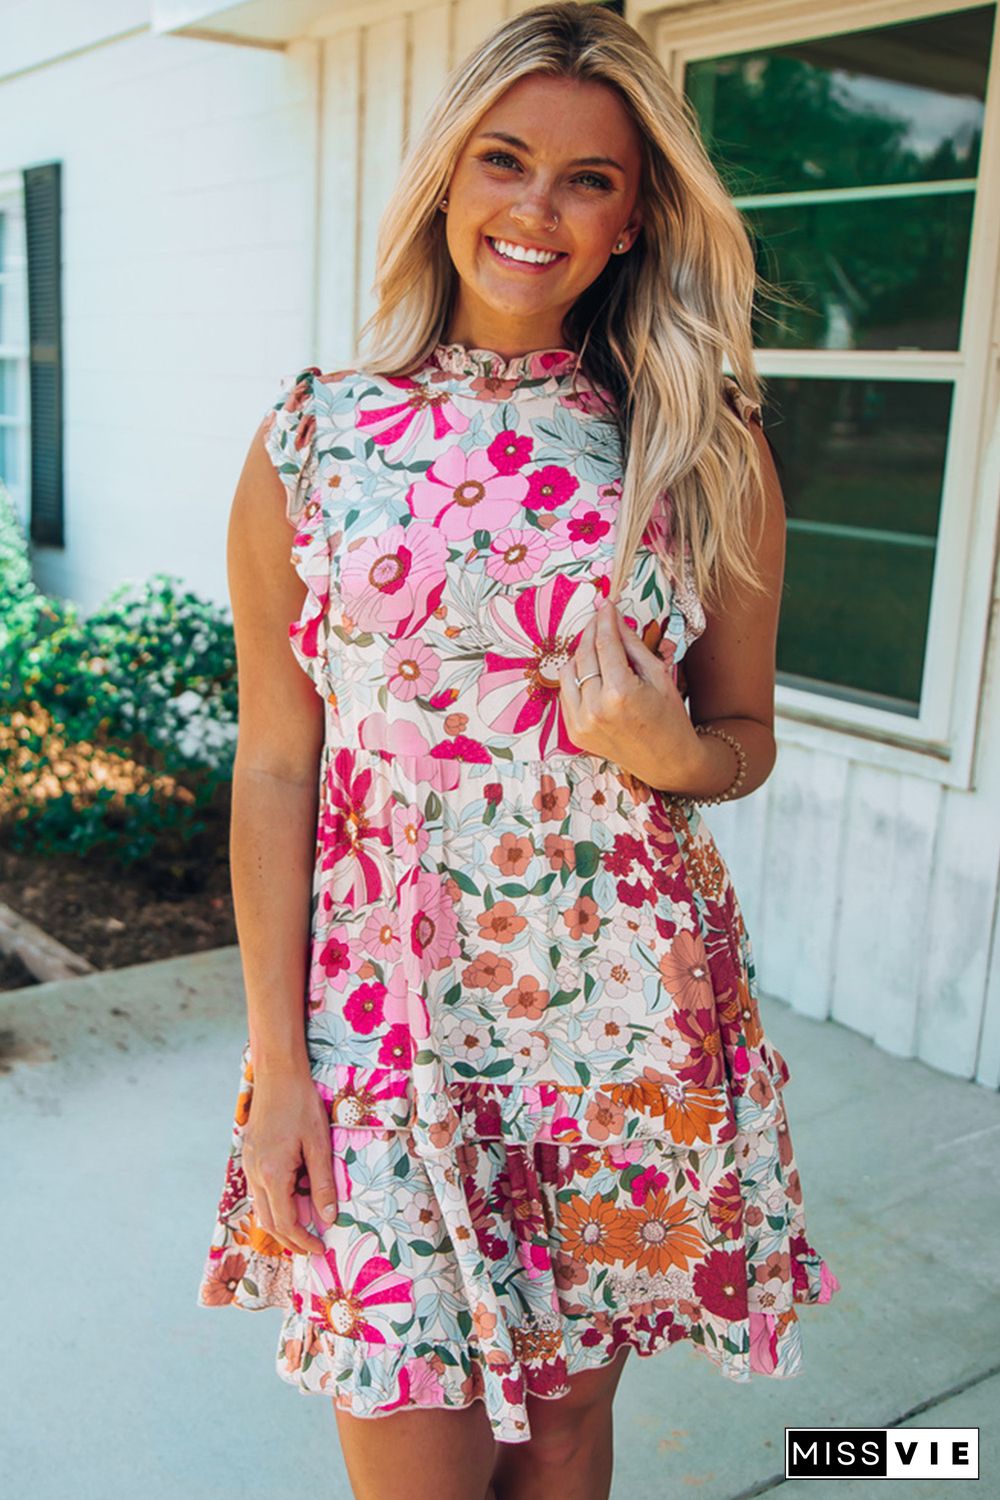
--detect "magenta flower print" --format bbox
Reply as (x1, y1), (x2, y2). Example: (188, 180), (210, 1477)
(548, 500), (613, 559)
(355, 376), (470, 463)
(340, 522), (448, 637)
(486, 528), (551, 586)
(343, 979), (387, 1036)
(317, 747), (393, 910)
(480, 574), (596, 756)
(385, 638), (441, 701)
(524, 464), (579, 512)
(310, 1229), (415, 1340)
(407, 444), (528, 540)
(377, 1021), (414, 1070)
(487, 428), (533, 474)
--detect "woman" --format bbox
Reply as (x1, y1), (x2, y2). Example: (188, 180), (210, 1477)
(197, 5), (839, 1497)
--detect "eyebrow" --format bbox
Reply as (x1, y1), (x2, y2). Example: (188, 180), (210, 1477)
(474, 130), (625, 173)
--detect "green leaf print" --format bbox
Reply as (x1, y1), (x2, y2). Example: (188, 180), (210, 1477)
(574, 841), (600, 877)
(573, 1057), (592, 1086)
(409, 1239), (439, 1257)
(425, 790), (442, 822)
(448, 868), (480, 896)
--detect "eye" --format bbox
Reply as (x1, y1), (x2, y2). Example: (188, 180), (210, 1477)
(481, 151), (522, 172)
(576, 171), (612, 191)
(479, 152), (611, 191)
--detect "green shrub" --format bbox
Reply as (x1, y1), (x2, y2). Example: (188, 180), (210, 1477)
(0, 483), (237, 883)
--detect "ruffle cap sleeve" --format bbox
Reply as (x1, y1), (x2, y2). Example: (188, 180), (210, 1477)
(261, 367), (332, 698)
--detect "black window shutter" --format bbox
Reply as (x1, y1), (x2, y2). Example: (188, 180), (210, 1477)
(23, 161), (63, 547)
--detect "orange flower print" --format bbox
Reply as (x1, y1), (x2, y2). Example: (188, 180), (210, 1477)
(583, 1091), (626, 1142)
(623, 1190), (706, 1274)
(201, 1252), (248, 1306)
(604, 1072), (726, 1147)
(533, 773), (571, 823)
(559, 1192), (634, 1265)
(560, 893), (600, 940)
(462, 950), (514, 992)
(476, 900), (527, 944)
(471, 1301), (498, 1342)
(659, 929), (714, 1008)
(502, 975), (550, 1020)
(543, 832), (575, 872)
(491, 831), (535, 876)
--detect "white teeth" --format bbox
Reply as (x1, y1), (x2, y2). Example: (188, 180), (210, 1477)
(491, 237), (560, 265)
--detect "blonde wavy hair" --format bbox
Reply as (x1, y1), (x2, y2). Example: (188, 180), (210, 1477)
(355, 0), (770, 615)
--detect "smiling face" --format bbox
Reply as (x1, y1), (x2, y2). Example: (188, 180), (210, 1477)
(440, 72), (644, 357)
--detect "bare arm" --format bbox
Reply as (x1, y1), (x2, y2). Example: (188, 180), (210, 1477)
(226, 413), (326, 1076)
(675, 415), (787, 800)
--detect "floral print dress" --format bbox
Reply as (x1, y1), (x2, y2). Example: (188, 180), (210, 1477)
(196, 341), (840, 1444)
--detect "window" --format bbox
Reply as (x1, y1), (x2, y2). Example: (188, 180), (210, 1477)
(0, 175), (29, 524)
(660, 1), (999, 778)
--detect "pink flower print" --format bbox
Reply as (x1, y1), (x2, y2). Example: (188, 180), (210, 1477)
(343, 979), (387, 1036)
(377, 1021), (413, 1070)
(524, 464), (579, 513)
(548, 499), (613, 559)
(560, 385), (613, 417)
(384, 638), (441, 701)
(486, 527), (550, 586)
(392, 802), (430, 867)
(430, 735), (492, 768)
(361, 905), (401, 963)
(340, 522), (449, 639)
(400, 867), (462, 979)
(487, 428), (533, 474)
(340, 522), (448, 638)
(315, 925), (355, 994)
(355, 376), (470, 463)
(481, 574), (595, 756)
(358, 712), (462, 791)
(311, 1229), (415, 1340)
(317, 747), (393, 910)
(407, 443), (528, 540)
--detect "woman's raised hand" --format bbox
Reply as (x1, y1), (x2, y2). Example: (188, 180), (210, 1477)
(558, 596), (699, 788)
(242, 1065), (338, 1256)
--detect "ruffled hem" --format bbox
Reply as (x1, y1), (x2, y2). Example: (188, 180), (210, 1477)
(200, 1250), (837, 1444)
(196, 1036), (840, 1444)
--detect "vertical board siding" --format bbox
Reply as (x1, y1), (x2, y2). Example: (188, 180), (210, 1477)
(318, 28), (361, 367)
(357, 18), (408, 337)
(832, 765), (940, 1056)
(406, 3), (452, 146)
(753, 743), (849, 1021)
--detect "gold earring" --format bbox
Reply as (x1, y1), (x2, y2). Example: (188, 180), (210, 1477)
(615, 239), (625, 252)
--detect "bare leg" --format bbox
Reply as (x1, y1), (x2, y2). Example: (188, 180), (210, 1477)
(489, 1345), (631, 1500)
(334, 1397), (498, 1500)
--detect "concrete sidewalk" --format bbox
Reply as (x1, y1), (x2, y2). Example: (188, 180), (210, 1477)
(3, 946), (997, 1499)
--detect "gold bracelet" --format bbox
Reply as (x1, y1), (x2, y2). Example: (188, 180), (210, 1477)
(689, 723), (748, 805)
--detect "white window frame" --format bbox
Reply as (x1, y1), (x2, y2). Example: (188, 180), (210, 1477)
(0, 169), (30, 534)
(631, 0), (1000, 791)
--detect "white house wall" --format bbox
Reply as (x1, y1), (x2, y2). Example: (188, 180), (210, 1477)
(0, 19), (320, 610)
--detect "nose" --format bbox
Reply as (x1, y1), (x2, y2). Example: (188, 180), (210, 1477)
(509, 186), (559, 232)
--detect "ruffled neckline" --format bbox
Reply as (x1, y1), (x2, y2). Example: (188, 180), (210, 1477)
(429, 341), (581, 384)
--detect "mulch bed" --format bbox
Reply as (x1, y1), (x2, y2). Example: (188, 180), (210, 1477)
(0, 840), (237, 990)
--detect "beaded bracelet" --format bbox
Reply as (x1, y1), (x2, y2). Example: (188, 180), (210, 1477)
(689, 723), (748, 806)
